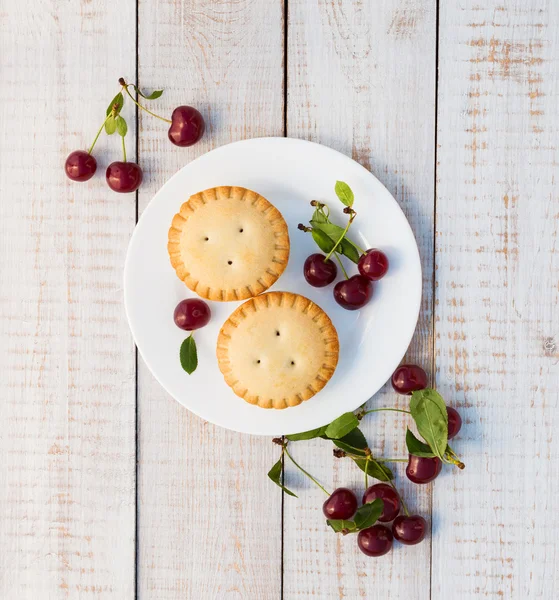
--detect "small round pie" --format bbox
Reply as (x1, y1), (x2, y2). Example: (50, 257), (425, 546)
(168, 186), (290, 301)
(216, 292), (339, 409)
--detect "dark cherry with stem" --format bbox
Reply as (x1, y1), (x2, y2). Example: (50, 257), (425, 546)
(391, 364), (428, 395)
(362, 484), (400, 522)
(322, 488), (358, 520)
(358, 249), (389, 281)
(174, 299), (211, 331)
(406, 455), (442, 484)
(106, 134), (142, 193)
(392, 515), (427, 545)
(119, 78), (205, 147)
(333, 275), (372, 310)
(65, 114), (108, 182)
(357, 525), (393, 557)
(304, 253), (338, 287)
(447, 406), (462, 439)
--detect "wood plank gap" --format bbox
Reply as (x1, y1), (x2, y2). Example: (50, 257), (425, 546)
(134, 0), (140, 598)
(430, 6), (440, 600)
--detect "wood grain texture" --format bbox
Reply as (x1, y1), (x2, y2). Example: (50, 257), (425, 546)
(284, 1), (436, 598)
(136, 1), (284, 598)
(0, 0), (137, 598)
(433, 1), (559, 598)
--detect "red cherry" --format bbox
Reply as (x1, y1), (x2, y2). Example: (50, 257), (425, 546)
(406, 455), (442, 484)
(392, 515), (427, 545)
(333, 275), (372, 310)
(174, 299), (211, 331)
(322, 488), (358, 520)
(358, 249), (389, 281)
(447, 407), (462, 439)
(106, 161), (143, 193)
(362, 484), (400, 522)
(168, 106), (205, 147)
(65, 150), (97, 182)
(391, 364), (428, 395)
(357, 525), (393, 557)
(304, 253), (337, 287)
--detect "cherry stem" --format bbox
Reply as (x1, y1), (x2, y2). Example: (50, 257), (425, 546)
(284, 445), (330, 496)
(324, 212), (355, 262)
(121, 134), (127, 162)
(364, 456), (370, 489)
(122, 83), (172, 124)
(376, 458), (408, 463)
(361, 407), (411, 417)
(388, 480), (410, 517)
(333, 253), (349, 279)
(88, 115), (111, 155)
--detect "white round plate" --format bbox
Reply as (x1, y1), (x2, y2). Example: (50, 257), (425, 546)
(124, 138), (421, 435)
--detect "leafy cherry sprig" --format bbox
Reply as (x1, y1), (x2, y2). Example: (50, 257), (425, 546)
(267, 387), (465, 537)
(298, 180), (365, 278)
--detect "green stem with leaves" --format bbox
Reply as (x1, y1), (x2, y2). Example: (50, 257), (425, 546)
(324, 213), (356, 262)
(284, 445), (330, 496)
(121, 134), (127, 162)
(122, 84), (172, 124)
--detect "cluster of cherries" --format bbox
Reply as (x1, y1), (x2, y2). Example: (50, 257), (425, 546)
(304, 248), (389, 310)
(323, 363), (462, 557)
(65, 79), (205, 193)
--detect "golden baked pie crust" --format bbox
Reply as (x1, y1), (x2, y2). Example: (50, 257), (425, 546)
(217, 292), (339, 409)
(168, 186), (290, 301)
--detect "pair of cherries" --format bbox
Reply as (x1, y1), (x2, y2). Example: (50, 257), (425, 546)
(393, 364), (462, 484)
(304, 248), (389, 310)
(323, 484), (426, 556)
(65, 102), (205, 192)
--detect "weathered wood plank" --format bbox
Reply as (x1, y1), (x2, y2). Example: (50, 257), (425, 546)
(0, 1), (137, 598)
(284, 1), (436, 598)
(136, 1), (284, 598)
(433, 2), (559, 598)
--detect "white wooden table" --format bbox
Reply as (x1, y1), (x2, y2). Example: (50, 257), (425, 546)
(1, 1), (558, 598)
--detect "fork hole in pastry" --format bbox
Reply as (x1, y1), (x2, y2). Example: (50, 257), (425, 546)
(239, 228), (244, 233)
(256, 359), (261, 364)
(290, 360), (295, 366)
(276, 330), (280, 336)
(204, 236), (209, 241)
(227, 260), (233, 265)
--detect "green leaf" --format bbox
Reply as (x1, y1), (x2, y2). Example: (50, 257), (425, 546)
(324, 412), (359, 439)
(179, 334), (198, 374)
(406, 428), (436, 457)
(333, 440), (367, 457)
(116, 115), (128, 137)
(354, 498), (384, 530)
(311, 207), (328, 224)
(311, 229), (336, 254)
(286, 426), (327, 441)
(338, 238), (360, 263)
(326, 519), (357, 534)
(106, 92), (124, 116)
(409, 388), (448, 460)
(353, 458), (394, 482)
(338, 427), (368, 449)
(267, 458), (298, 497)
(335, 180), (354, 207)
(134, 85), (164, 100)
(104, 115), (117, 135)
(309, 220), (360, 264)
